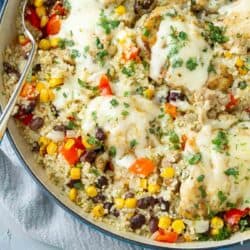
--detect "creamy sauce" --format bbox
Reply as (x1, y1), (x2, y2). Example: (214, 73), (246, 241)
(52, 0), (103, 109)
(80, 95), (161, 168)
(150, 15), (212, 91)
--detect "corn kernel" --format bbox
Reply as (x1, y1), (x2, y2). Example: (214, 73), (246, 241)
(172, 219), (185, 234)
(70, 168), (81, 180)
(148, 184), (160, 194)
(48, 89), (55, 101)
(238, 67), (248, 75)
(39, 88), (50, 102)
(69, 188), (77, 201)
(124, 198), (137, 209)
(143, 89), (154, 99)
(210, 228), (219, 236)
(115, 198), (125, 209)
(34, 0), (44, 7)
(36, 6), (46, 17)
(140, 178), (148, 190)
(235, 58), (244, 68)
(36, 82), (46, 92)
(91, 204), (104, 218)
(46, 142), (58, 155)
(39, 136), (50, 146)
(64, 139), (75, 150)
(211, 216), (224, 229)
(161, 167), (175, 179)
(39, 39), (51, 50)
(86, 186), (98, 197)
(115, 5), (126, 15)
(50, 37), (60, 48)
(18, 35), (29, 46)
(224, 51), (232, 58)
(49, 78), (64, 88)
(158, 216), (171, 229)
(31, 76), (37, 82)
(40, 15), (49, 27)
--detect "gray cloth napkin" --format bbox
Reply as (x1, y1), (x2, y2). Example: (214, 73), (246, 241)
(0, 136), (140, 250)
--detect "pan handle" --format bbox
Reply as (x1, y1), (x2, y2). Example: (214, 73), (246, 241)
(0, 0), (8, 24)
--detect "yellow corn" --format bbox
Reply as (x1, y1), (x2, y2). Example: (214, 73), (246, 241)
(36, 6), (46, 17)
(48, 89), (55, 101)
(161, 166), (175, 179)
(49, 78), (64, 88)
(148, 184), (160, 194)
(210, 228), (220, 236)
(39, 39), (51, 50)
(31, 75), (37, 82)
(34, 0), (44, 8)
(50, 37), (60, 48)
(36, 82), (46, 92)
(143, 89), (154, 99)
(18, 35), (29, 46)
(86, 186), (98, 198)
(158, 216), (171, 229)
(115, 198), (125, 209)
(172, 219), (185, 234)
(46, 142), (58, 155)
(40, 15), (49, 27)
(140, 178), (148, 190)
(124, 198), (137, 209)
(64, 139), (75, 150)
(69, 188), (77, 201)
(39, 88), (50, 102)
(91, 204), (104, 218)
(115, 5), (126, 15)
(70, 168), (81, 180)
(235, 58), (244, 68)
(210, 216), (224, 229)
(39, 136), (50, 146)
(224, 51), (232, 58)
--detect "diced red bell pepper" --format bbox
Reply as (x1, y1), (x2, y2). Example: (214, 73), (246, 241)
(74, 137), (85, 150)
(224, 208), (249, 226)
(52, 3), (66, 16)
(226, 93), (238, 110)
(155, 231), (178, 243)
(46, 15), (61, 36)
(20, 83), (37, 100)
(25, 6), (41, 29)
(61, 146), (79, 165)
(14, 112), (33, 126)
(99, 75), (113, 96)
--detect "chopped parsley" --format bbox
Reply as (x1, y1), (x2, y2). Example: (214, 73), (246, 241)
(197, 175), (205, 182)
(212, 227), (231, 241)
(96, 37), (104, 49)
(70, 49), (80, 59)
(87, 136), (101, 147)
(67, 120), (77, 130)
(96, 50), (108, 66)
(142, 27), (150, 37)
(212, 131), (228, 153)
(110, 99), (119, 107)
(205, 22), (229, 44)
(58, 39), (75, 49)
(172, 58), (183, 68)
(238, 81), (247, 90)
(130, 139), (138, 148)
(73, 182), (84, 190)
(217, 190), (227, 204)
(89, 168), (100, 176)
(99, 10), (120, 34)
(224, 167), (239, 177)
(168, 130), (180, 150)
(198, 185), (207, 198)
(64, 0), (71, 11)
(122, 62), (135, 77)
(123, 102), (130, 108)
(186, 57), (198, 71)
(188, 153), (202, 165)
(109, 146), (117, 157)
(121, 110), (129, 117)
(239, 219), (249, 232)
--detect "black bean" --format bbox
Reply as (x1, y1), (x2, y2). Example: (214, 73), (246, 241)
(111, 208), (120, 217)
(29, 117), (44, 131)
(125, 192), (135, 199)
(32, 142), (40, 152)
(137, 197), (156, 209)
(80, 150), (98, 164)
(104, 202), (113, 212)
(44, 0), (57, 7)
(134, 0), (156, 15)
(3, 62), (20, 77)
(149, 217), (159, 233)
(96, 176), (108, 189)
(51, 105), (59, 117)
(32, 64), (41, 73)
(53, 124), (66, 132)
(21, 100), (36, 114)
(130, 214), (146, 230)
(167, 90), (186, 102)
(92, 194), (106, 203)
(95, 127), (106, 141)
(158, 198), (170, 211)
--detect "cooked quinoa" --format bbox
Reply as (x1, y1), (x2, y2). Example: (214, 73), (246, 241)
(2, 0), (250, 243)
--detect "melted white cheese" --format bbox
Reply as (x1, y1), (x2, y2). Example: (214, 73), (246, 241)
(80, 96), (161, 168)
(52, 0), (103, 109)
(179, 122), (250, 215)
(150, 15), (212, 91)
(219, 0), (250, 15)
